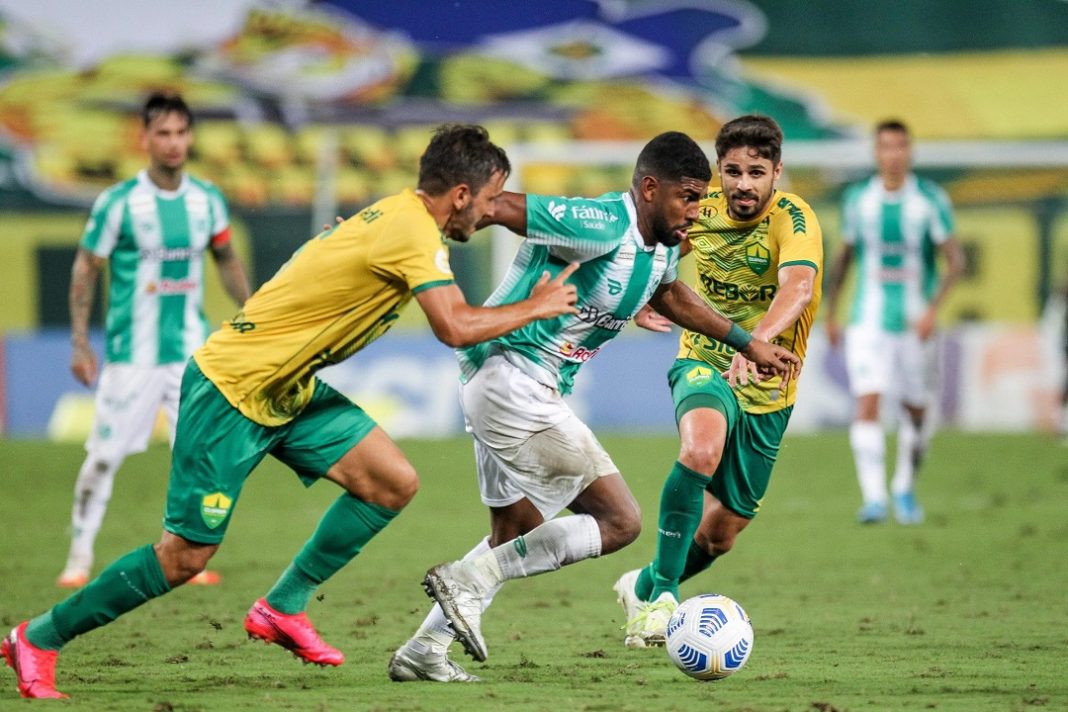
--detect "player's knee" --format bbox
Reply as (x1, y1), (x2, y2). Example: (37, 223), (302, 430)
(155, 536), (217, 586)
(679, 444), (723, 476)
(694, 528), (734, 557)
(380, 463), (420, 510)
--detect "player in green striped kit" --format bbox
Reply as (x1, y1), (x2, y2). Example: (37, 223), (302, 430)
(825, 119), (964, 525)
(390, 131), (800, 682)
(58, 93), (251, 588)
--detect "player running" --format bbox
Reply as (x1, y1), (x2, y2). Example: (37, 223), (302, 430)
(614, 114), (823, 648)
(3, 124), (580, 700)
(389, 130), (800, 682)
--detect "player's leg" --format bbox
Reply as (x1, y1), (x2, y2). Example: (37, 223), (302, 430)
(423, 355), (621, 662)
(423, 426), (620, 662)
(391, 441), (542, 682)
(845, 327), (892, 522)
(58, 364), (165, 587)
(254, 382), (414, 666)
(159, 363), (220, 585)
(6, 361), (253, 698)
(890, 332), (935, 523)
(616, 360), (734, 646)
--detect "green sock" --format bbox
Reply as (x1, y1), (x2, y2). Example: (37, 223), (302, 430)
(266, 494), (398, 614)
(27, 544), (171, 650)
(648, 461), (709, 601)
(679, 538), (718, 584)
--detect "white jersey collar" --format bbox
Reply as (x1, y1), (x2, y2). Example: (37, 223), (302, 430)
(138, 169), (189, 199)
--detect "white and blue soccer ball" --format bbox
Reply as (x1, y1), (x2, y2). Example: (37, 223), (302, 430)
(665, 593), (754, 681)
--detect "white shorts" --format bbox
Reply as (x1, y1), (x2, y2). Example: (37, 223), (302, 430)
(85, 362), (184, 461)
(844, 326), (935, 406)
(460, 355), (618, 519)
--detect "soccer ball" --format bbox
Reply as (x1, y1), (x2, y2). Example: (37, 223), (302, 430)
(665, 594), (754, 680)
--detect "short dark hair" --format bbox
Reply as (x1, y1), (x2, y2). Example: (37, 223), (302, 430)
(142, 92), (193, 128)
(875, 119), (910, 137)
(417, 124), (511, 196)
(715, 114), (783, 165)
(632, 131), (712, 188)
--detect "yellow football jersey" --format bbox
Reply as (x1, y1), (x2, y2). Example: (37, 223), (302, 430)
(195, 189), (454, 426)
(678, 189), (823, 413)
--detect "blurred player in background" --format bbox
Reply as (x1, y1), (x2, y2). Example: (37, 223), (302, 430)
(390, 131), (800, 682)
(3, 124), (582, 700)
(59, 92), (251, 589)
(825, 119), (964, 525)
(614, 114), (823, 649)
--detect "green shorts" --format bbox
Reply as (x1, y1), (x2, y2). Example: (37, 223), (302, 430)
(668, 358), (792, 519)
(163, 360), (377, 544)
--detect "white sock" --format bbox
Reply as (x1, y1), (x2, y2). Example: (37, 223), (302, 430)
(475, 514), (602, 585)
(891, 418), (926, 496)
(64, 455), (121, 572)
(408, 537), (501, 655)
(849, 421), (886, 505)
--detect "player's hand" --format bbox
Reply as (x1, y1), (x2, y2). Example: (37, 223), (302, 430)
(529, 262), (580, 319)
(633, 304), (673, 333)
(914, 308), (937, 341)
(724, 351), (760, 388)
(739, 338), (801, 384)
(71, 342), (98, 387)
(825, 318), (842, 349)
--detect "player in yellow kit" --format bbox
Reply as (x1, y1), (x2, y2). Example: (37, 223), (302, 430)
(614, 115), (823, 647)
(3, 124), (579, 699)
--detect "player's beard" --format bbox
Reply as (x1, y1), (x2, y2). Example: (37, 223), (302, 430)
(651, 212), (688, 246)
(444, 202), (477, 242)
(728, 190), (767, 220)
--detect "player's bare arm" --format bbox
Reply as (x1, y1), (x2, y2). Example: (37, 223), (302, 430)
(648, 279), (799, 378)
(210, 241), (252, 305)
(727, 264), (815, 387)
(914, 237), (965, 340)
(69, 248), (105, 386)
(823, 243), (854, 349)
(477, 191), (527, 235)
(415, 262), (579, 347)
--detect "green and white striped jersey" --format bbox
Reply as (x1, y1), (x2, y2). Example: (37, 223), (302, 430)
(80, 170), (232, 365)
(458, 191), (679, 394)
(840, 174), (954, 332)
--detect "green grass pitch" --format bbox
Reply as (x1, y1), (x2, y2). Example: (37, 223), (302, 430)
(1, 432), (1066, 711)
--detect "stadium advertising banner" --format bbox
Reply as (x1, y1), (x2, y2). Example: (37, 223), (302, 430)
(2, 323), (1064, 438)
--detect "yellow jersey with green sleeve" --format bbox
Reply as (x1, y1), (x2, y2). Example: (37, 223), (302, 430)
(194, 189), (454, 427)
(677, 189), (823, 414)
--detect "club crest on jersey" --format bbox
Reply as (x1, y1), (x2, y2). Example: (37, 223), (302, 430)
(434, 247), (453, 276)
(201, 492), (233, 529)
(745, 242), (771, 275)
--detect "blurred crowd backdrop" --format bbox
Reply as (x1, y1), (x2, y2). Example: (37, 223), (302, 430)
(0, 0), (1065, 438)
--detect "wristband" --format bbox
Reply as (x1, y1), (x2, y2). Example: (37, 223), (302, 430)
(723, 323), (752, 351)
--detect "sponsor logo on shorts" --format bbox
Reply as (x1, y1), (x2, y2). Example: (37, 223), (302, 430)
(201, 492), (233, 529)
(686, 365), (714, 386)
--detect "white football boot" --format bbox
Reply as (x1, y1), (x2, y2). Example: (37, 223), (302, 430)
(613, 569), (646, 648)
(626, 591), (678, 648)
(423, 562), (490, 662)
(388, 643), (480, 683)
